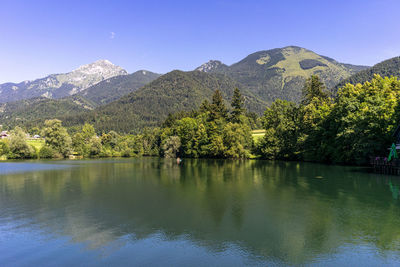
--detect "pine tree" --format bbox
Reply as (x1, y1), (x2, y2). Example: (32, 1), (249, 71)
(210, 90), (228, 120)
(199, 99), (211, 113)
(301, 75), (329, 105)
(231, 88), (245, 123)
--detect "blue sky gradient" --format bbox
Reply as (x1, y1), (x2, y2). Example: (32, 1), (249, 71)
(1, 0), (400, 83)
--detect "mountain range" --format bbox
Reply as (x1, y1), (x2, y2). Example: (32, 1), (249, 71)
(2, 46), (400, 132)
(0, 67), (161, 128)
(195, 46), (368, 103)
(0, 60), (128, 103)
(61, 70), (267, 133)
(78, 70), (161, 106)
(335, 56), (400, 89)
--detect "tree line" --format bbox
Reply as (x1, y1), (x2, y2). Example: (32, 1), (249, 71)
(256, 74), (400, 164)
(0, 120), (154, 159)
(0, 88), (256, 160)
(1, 74), (399, 164)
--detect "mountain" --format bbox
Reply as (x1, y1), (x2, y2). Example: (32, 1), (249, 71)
(78, 70), (161, 106)
(335, 56), (400, 89)
(0, 60), (127, 103)
(196, 46), (369, 103)
(0, 95), (93, 128)
(0, 46), (373, 133)
(61, 70), (267, 133)
(195, 60), (229, 73)
(0, 70), (161, 128)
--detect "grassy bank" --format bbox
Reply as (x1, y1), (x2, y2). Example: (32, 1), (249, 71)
(27, 139), (45, 151)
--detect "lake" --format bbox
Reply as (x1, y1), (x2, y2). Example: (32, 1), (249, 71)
(1, 158), (400, 266)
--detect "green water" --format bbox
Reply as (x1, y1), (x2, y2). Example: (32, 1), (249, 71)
(1, 158), (400, 266)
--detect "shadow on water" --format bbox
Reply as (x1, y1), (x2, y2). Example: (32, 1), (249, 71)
(1, 158), (400, 265)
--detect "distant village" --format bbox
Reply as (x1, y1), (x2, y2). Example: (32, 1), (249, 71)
(0, 130), (40, 140)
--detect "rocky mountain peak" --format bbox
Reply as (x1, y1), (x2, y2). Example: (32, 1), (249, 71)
(0, 59), (128, 103)
(73, 59), (127, 76)
(195, 60), (227, 73)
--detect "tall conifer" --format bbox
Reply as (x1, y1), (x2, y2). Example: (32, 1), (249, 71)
(231, 88), (245, 122)
(210, 90), (228, 120)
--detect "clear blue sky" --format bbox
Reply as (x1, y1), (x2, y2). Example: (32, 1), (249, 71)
(1, 0), (400, 83)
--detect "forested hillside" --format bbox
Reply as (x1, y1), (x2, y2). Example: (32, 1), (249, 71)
(61, 70), (267, 133)
(0, 71), (161, 129)
(197, 46), (368, 103)
(0, 96), (93, 128)
(78, 70), (161, 106)
(335, 56), (400, 89)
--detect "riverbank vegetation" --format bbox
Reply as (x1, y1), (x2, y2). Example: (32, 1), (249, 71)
(257, 74), (400, 164)
(1, 74), (399, 164)
(0, 88), (256, 159)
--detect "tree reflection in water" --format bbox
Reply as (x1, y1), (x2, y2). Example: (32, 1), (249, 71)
(1, 158), (400, 265)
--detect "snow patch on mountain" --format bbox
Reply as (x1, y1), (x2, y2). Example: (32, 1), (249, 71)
(0, 59), (128, 103)
(195, 60), (226, 73)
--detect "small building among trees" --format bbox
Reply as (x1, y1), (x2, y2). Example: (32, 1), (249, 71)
(0, 131), (9, 139)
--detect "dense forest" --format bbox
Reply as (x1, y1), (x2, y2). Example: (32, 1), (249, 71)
(1, 74), (399, 164)
(60, 71), (266, 133)
(0, 88), (257, 159)
(335, 56), (400, 90)
(77, 70), (161, 106)
(0, 70), (267, 133)
(257, 74), (400, 164)
(0, 95), (94, 128)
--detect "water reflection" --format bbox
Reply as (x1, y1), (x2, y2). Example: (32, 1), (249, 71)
(1, 159), (400, 265)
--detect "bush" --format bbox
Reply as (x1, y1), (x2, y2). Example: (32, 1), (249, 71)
(99, 148), (113, 158)
(8, 127), (35, 159)
(89, 136), (102, 157)
(162, 136), (181, 158)
(39, 146), (55, 158)
(121, 148), (134, 157)
(0, 141), (9, 156)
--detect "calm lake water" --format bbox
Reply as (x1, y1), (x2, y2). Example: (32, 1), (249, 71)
(1, 158), (400, 266)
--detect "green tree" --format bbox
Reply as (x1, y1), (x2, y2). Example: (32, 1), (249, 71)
(162, 136), (181, 158)
(259, 99), (300, 159)
(39, 146), (55, 159)
(0, 140), (9, 156)
(299, 96), (333, 161)
(82, 123), (96, 141)
(209, 135), (225, 158)
(231, 88), (245, 123)
(8, 127), (35, 159)
(108, 131), (120, 148)
(175, 117), (198, 157)
(193, 123), (209, 157)
(140, 128), (161, 156)
(199, 99), (212, 114)
(101, 131), (119, 149)
(210, 90), (228, 120)
(72, 132), (85, 156)
(301, 75), (329, 105)
(326, 75), (400, 163)
(42, 119), (72, 157)
(88, 136), (102, 157)
(223, 122), (251, 158)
